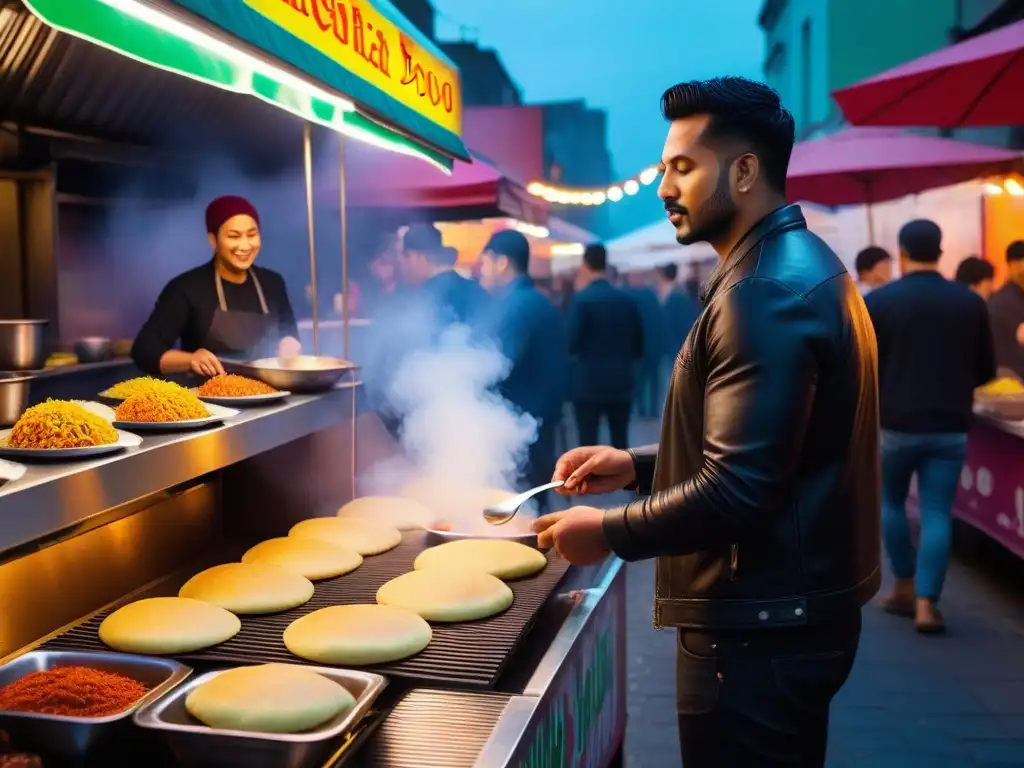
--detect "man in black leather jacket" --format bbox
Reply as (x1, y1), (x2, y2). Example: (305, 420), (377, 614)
(534, 77), (881, 767)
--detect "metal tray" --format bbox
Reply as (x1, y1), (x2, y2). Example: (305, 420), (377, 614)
(223, 357), (358, 394)
(423, 525), (544, 550)
(134, 665), (386, 768)
(0, 650), (191, 760)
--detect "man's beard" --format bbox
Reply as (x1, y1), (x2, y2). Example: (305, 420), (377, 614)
(676, 169), (737, 246)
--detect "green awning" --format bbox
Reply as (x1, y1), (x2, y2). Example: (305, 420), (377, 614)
(23, 0), (467, 171)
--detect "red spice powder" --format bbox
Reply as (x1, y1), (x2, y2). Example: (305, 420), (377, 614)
(0, 666), (149, 718)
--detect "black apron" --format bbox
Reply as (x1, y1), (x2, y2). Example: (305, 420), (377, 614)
(203, 267), (277, 360)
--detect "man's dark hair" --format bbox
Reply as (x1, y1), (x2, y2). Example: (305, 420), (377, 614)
(403, 223), (449, 264)
(854, 246), (892, 275)
(1007, 240), (1024, 263)
(660, 76), (795, 194)
(955, 256), (994, 287)
(484, 229), (530, 274)
(898, 219), (943, 264)
(583, 243), (607, 272)
(658, 263), (679, 281)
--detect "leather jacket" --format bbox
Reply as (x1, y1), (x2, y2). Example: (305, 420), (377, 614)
(603, 205), (882, 630)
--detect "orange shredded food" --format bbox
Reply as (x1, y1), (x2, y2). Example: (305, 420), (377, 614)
(7, 401), (118, 449)
(196, 374), (278, 397)
(114, 390), (208, 422)
(0, 666), (148, 718)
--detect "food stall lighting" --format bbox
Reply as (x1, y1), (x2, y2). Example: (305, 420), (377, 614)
(513, 222), (551, 239)
(1005, 179), (1024, 196)
(639, 167), (660, 185)
(25, 0), (452, 173)
(551, 243), (585, 257)
(593, 191), (607, 205)
(528, 182), (546, 196)
(984, 182), (1005, 195)
(606, 186), (624, 202)
(623, 180), (640, 196)
(525, 165), (661, 206)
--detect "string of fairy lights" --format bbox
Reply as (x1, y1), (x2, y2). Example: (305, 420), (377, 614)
(527, 166), (661, 206)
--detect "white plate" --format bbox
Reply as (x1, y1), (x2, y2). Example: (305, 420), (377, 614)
(190, 389), (291, 407)
(0, 458), (26, 484)
(0, 430), (142, 460)
(111, 403), (239, 432)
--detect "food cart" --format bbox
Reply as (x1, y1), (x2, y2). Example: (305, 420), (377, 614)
(0, 2), (627, 766)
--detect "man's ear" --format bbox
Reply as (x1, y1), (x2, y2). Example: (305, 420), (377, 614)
(207, 232), (217, 250)
(734, 153), (759, 194)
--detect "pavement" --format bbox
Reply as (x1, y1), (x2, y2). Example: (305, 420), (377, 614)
(573, 414), (1024, 767)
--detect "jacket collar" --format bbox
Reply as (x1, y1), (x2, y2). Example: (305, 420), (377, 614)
(700, 204), (807, 304)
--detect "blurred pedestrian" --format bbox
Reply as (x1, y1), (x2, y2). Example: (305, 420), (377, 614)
(625, 273), (667, 418)
(986, 240), (1024, 379)
(568, 244), (644, 448)
(854, 246), (893, 294)
(954, 256), (995, 300)
(866, 220), (995, 634)
(656, 263), (700, 371)
(535, 76), (879, 768)
(479, 230), (568, 512)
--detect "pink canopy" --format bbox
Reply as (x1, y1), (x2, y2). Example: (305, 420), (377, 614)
(786, 127), (1021, 206)
(833, 20), (1024, 127)
(339, 145), (548, 225)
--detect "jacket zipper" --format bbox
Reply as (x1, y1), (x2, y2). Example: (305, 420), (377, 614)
(730, 544), (739, 581)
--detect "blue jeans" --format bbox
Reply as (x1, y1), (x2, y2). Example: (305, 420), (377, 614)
(880, 430), (967, 601)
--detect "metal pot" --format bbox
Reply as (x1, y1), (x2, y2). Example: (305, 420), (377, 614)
(0, 320), (48, 371)
(0, 373), (31, 426)
(74, 337), (113, 363)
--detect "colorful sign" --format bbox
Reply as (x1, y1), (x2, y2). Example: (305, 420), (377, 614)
(511, 572), (627, 768)
(243, 0), (462, 135)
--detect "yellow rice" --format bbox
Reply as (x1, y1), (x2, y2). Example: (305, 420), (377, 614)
(106, 377), (188, 399)
(114, 391), (208, 423)
(8, 400), (119, 449)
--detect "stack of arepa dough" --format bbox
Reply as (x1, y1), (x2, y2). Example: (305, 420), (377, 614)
(96, 493), (547, 672)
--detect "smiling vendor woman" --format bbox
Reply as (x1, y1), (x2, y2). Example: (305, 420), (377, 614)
(132, 195), (301, 377)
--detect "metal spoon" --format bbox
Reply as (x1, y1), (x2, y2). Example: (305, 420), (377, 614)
(483, 480), (566, 525)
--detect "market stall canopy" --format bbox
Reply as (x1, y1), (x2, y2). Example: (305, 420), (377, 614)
(20, 0), (468, 168)
(606, 219), (717, 271)
(787, 127), (1022, 206)
(833, 20), (1024, 127)
(337, 147), (549, 225)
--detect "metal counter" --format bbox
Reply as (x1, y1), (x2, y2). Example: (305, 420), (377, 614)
(0, 385), (359, 558)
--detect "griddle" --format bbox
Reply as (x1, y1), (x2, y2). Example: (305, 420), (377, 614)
(349, 689), (515, 768)
(42, 533), (570, 689)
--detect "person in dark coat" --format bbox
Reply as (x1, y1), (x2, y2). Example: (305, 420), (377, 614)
(479, 230), (569, 512)
(656, 262), (700, 366)
(986, 240), (1024, 379)
(568, 244), (644, 448)
(626, 274), (668, 418)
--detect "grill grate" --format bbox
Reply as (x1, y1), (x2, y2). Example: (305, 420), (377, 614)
(351, 689), (514, 768)
(42, 533), (569, 689)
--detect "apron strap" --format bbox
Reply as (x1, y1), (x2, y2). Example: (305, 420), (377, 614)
(214, 267), (271, 315)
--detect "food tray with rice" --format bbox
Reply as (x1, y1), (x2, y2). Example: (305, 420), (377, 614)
(111, 389), (239, 433)
(0, 401), (141, 461)
(192, 374), (290, 407)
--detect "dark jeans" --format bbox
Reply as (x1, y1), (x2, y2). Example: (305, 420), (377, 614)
(524, 418), (558, 514)
(676, 612), (861, 767)
(574, 400), (631, 449)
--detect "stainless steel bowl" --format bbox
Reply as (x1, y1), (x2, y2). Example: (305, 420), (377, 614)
(423, 525), (545, 550)
(0, 373), (31, 426)
(134, 665), (386, 768)
(73, 337), (113, 363)
(224, 356), (358, 393)
(0, 650), (191, 760)
(0, 320), (48, 371)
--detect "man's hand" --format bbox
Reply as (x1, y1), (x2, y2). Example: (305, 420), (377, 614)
(532, 506), (611, 565)
(1016, 323), (1024, 347)
(553, 446), (635, 495)
(190, 348), (225, 377)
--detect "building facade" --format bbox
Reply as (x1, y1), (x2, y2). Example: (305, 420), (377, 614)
(438, 42), (522, 107)
(759, 0), (1012, 140)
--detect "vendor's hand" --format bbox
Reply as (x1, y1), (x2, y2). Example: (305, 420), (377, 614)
(190, 349), (225, 377)
(278, 336), (302, 359)
(532, 506), (611, 565)
(1016, 323), (1024, 346)
(553, 446), (635, 495)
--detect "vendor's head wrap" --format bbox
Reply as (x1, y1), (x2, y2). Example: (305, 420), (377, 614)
(205, 195), (260, 234)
